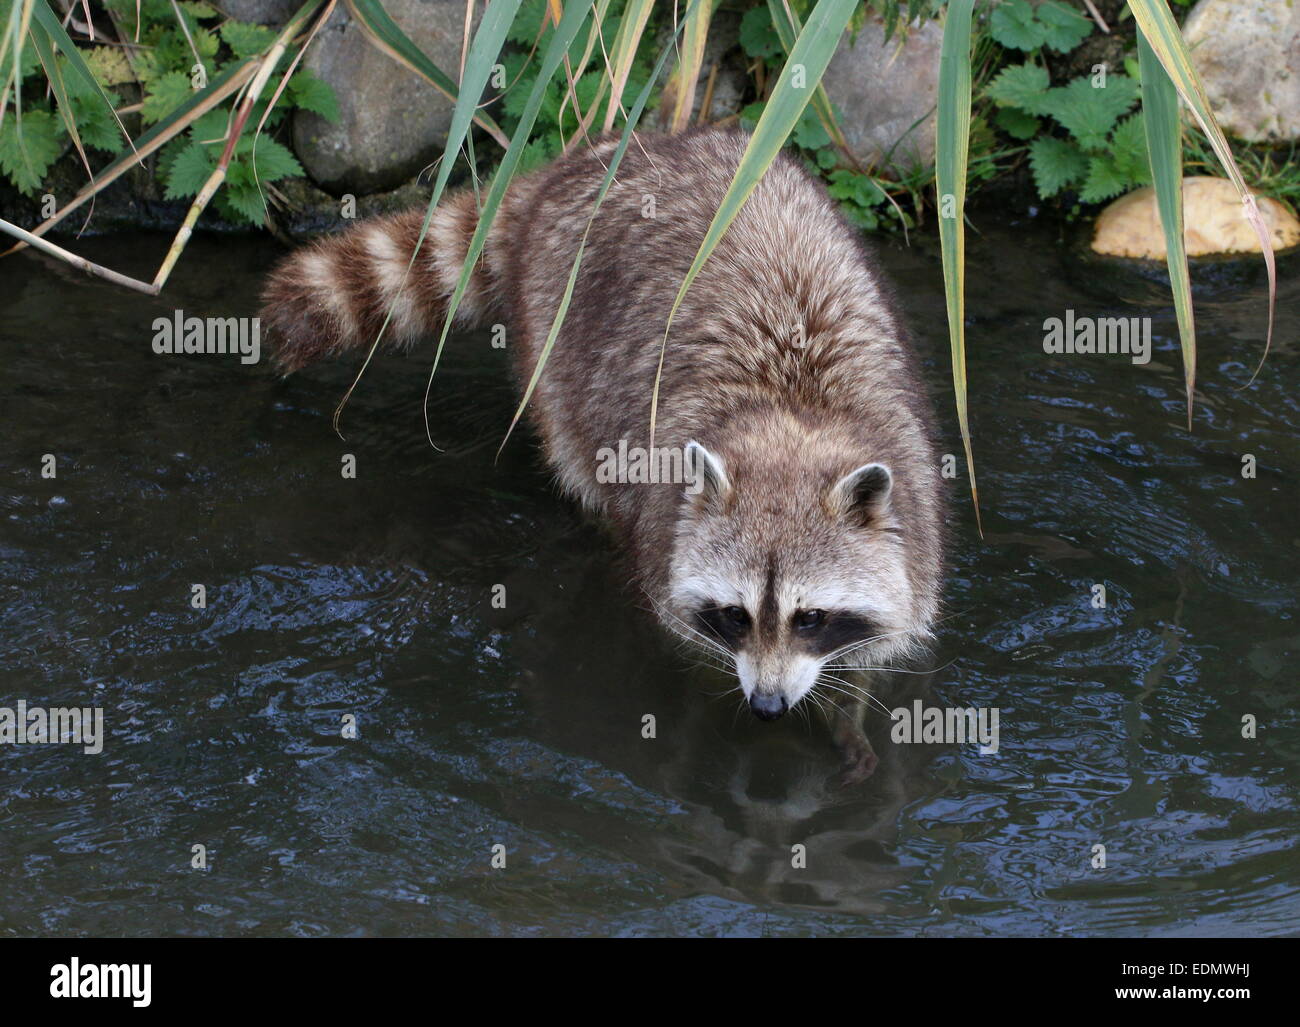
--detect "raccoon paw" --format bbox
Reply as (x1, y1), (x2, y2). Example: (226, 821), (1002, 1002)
(835, 738), (878, 788)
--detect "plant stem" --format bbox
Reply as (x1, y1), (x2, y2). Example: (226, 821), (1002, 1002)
(0, 217), (159, 292)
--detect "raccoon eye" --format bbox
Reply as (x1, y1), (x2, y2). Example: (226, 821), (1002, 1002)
(795, 609), (826, 630)
(723, 605), (750, 627)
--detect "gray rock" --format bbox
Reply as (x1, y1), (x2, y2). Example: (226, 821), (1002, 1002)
(292, 0), (475, 195)
(219, 0), (299, 25)
(820, 16), (944, 174)
(1183, 0), (1300, 143)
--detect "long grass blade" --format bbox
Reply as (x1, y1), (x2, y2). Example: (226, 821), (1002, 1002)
(648, 0), (859, 447)
(600, 0), (653, 132)
(1126, 0), (1276, 387)
(935, 0), (980, 532)
(661, 0), (713, 131)
(0, 0), (37, 130)
(1138, 30), (1195, 429)
(29, 0), (132, 150)
(151, 0), (327, 289)
(766, 0), (852, 159)
(249, 0), (337, 212)
(2, 0), (322, 279)
(0, 0), (31, 83)
(557, 0), (611, 147)
(26, 21), (92, 181)
(500, 0), (699, 454)
(405, 0), (602, 446)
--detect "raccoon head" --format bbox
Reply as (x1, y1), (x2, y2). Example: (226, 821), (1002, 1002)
(665, 439), (924, 721)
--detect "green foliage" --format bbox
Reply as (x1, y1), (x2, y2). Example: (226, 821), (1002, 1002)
(0, 30), (43, 84)
(0, 0), (338, 224)
(989, 0), (1091, 54)
(739, 7), (783, 60)
(288, 70), (340, 122)
(1, 0), (1279, 238)
(991, 60), (1148, 202)
(994, 107), (1039, 141)
(0, 109), (64, 194)
(220, 21), (277, 60)
(1027, 136), (1088, 198)
(141, 70), (197, 125)
(505, 0), (551, 46)
(495, 0), (657, 157)
(983, 2), (1154, 208)
(988, 0), (1041, 51)
(826, 167), (888, 229)
(162, 138), (216, 199)
(986, 62), (1052, 115)
(1038, 74), (1140, 150)
(741, 2), (895, 62)
(53, 51), (128, 156)
(739, 98), (908, 230)
(1035, 2), (1093, 52)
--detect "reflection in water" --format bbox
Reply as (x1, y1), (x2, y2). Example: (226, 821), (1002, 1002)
(0, 224), (1297, 936)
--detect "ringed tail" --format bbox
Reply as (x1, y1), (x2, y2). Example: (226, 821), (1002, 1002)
(260, 189), (497, 373)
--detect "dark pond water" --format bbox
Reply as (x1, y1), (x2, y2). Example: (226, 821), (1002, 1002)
(2, 219), (1297, 937)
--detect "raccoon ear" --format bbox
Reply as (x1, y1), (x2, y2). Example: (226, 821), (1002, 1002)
(829, 462), (893, 524)
(685, 440), (731, 507)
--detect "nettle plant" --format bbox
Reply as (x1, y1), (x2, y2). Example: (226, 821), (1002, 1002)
(0, 29), (123, 193)
(983, 0), (1149, 204)
(0, 0), (337, 225)
(114, 0), (339, 225)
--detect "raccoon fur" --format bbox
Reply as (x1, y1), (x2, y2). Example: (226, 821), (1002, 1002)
(261, 127), (945, 780)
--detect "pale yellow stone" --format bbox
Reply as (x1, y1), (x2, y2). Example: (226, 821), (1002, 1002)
(1091, 176), (1300, 259)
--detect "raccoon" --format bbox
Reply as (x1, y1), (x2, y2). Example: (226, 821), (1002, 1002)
(262, 127), (945, 781)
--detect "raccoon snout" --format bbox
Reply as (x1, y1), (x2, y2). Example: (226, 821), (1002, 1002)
(749, 692), (789, 721)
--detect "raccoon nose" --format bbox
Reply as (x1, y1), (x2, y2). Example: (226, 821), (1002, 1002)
(749, 692), (788, 721)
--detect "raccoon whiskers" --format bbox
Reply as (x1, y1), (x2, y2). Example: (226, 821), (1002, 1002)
(803, 687), (840, 723)
(643, 590), (734, 667)
(660, 621), (733, 677)
(814, 673), (892, 718)
(822, 626), (922, 668)
(674, 642), (733, 678)
(663, 611), (732, 665)
(666, 627), (731, 669)
(672, 635), (734, 679)
(687, 653), (735, 677)
(823, 662), (916, 673)
(793, 695), (817, 733)
(822, 631), (904, 665)
(730, 695), (750, 729)
(822, 655), (958, 676)
(816, 682), (889, 720)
